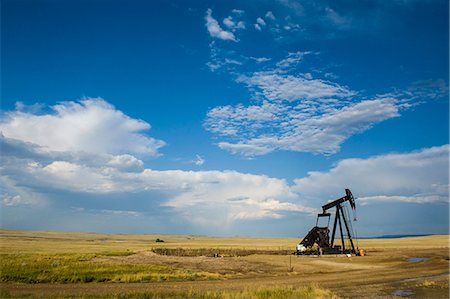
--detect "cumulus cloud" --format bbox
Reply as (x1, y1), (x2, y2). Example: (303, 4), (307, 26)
(1, 118), (447, 235)
(205, 9), (237, 41)
(161, 170), (314, 224)
(2, 130), (446, 232)
(0, 134), (314, 226)
(107, 154), (144, 172)
(293, 145), (449, 205)
(0, 98), (165, 157)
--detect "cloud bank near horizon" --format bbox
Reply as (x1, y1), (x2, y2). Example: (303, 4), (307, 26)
(1, 98), (448, 234)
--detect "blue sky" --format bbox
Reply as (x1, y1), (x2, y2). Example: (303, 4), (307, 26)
(1, 0), (448, 237)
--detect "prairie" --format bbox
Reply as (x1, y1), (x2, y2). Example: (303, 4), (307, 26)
(0, 229), (448, 298)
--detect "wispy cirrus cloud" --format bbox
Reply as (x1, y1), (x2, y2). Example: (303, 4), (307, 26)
(193, 154), (205, 166)
(204, 47), (446, 157)
(238, 71), (355, 101)
(202, 5), (414, 157)
(275, 0), (431, 37)
(275, 51), (310, 69)
(204, 51), (398, 156)
(207, 98), (399, 156)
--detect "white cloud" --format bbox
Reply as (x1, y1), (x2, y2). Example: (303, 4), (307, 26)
(383, 79), (449, 103)
(0, 98), (165, 157)
(206, 41), (243, 72)
(193, 154), (205, 166)
(0, 133), (315, 226)
(107, 154), (144, 172)
(2, 194), (34, 207)
(206, 58), (242, 72)
(250, 57), (272, 63)
(218, 142), (273, 157)
(278, 0), (304, 13)
(254, 17), (268, 31)
(100, 209), (141, 217)
(205, 9), (237, 41)
(357, 195), (445, 205)
(204, 51), (417, 157)
(325, 7), (351, 28)
(239, 71), (355, 101)
(206, 97), (399, 156)
(161, 170), (314, 224)
(275, 51), (310, 69)
(14, 101), (44, 114)
(223, 16), (245, 31)
(205, 100), (287, 136)
(256, 17), (267, 27)
(284, 24), (301, 32)
(1, 130), (447, 232)
(223, 16), (234, 28)
(265, 11), (276, 20)
(41, 161), (117, 193)
(293, 145), (449, 205)
(232, 9), (245, 15)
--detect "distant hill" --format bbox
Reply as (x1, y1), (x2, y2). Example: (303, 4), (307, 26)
(361, 234), (433, 239)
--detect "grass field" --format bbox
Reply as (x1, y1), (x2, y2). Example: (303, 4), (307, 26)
(0, 229), (448, 298)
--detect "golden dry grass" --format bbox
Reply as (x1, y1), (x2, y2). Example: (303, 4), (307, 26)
(0, 229), (448, 298)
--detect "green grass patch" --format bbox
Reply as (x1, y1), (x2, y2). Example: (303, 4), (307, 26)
(0, 253), (217, 283)
(0, 286), (339, 298)
(100, 251), (135, 257)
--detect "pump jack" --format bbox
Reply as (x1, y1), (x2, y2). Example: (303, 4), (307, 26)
(297, 189), (362, 255)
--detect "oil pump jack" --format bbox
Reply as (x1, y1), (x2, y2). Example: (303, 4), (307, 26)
(297, 189), (362, 255)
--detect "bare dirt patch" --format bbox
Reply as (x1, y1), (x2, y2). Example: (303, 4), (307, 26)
(94, 250), (278, 275)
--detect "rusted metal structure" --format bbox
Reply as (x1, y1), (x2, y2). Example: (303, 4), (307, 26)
(297, 189), (361, 255)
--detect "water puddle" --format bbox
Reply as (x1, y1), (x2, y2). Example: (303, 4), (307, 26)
(407, 257), (431, 263)
(392, 290), (415, 296)
(400, 272), (450, 283)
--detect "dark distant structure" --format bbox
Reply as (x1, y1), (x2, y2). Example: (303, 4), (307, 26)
(297, 189), (363, 255)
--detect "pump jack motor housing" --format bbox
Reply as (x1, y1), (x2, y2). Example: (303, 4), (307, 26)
(297, 189), (364, 256)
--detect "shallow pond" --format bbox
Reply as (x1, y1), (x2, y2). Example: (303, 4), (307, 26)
(392, 289), (415, 296)
(407, 257), (431, 263)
